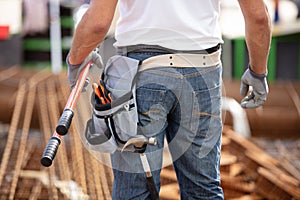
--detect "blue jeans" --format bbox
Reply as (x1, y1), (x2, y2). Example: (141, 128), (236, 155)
(111, 51), (224, 200)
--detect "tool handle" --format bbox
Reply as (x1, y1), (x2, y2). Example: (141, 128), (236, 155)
(56, 109), (74, 135)
(55, 61), (91, 136)
(146, 176), (159, 200)
(40, 136), (61, 167)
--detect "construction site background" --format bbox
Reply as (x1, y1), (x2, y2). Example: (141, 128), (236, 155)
(0, 0), (300, 199)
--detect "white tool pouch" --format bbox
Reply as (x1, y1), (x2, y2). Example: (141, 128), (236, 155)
(85, 55), (140, 153)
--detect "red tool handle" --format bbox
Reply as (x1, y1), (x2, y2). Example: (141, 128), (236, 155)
(41, 61), (92, 167)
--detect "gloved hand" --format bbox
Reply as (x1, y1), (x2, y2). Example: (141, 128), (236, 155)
(67, 49), (103, 89)
(240, 66), (269, 108)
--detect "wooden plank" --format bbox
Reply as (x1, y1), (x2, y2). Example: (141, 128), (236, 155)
(221, 152), (238, 173)
(245, 151), (278, 171)
(229, 194), (264, 200)
(221, 135), (231, 146)
(221, 179), (255, 194)
(223, 189), (246, 199)
(279, 157), (300, 182)
(257, 167), (300, 199)
(221, 152), (237, 166)
(223, 126), (280, 167)
(221, 173), (247, 183)
(275, 140), (300, 181)
(246, 152), (300, 187)
(230, 163), (244, 177)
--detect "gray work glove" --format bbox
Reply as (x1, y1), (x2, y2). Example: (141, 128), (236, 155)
(240, 66), (269, 108)
(67, 49), (103, 89)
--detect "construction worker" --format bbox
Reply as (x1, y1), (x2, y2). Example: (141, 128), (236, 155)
(67, 0), (271, 199)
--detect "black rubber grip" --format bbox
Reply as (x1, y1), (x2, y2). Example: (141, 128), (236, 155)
(40, 137), (61, 167)
(146, 176), (159, 200)
(56, 109), (74, 135)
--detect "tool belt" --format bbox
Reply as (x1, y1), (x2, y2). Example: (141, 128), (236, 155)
(85, 50), (221, 153)
(140, 50), (221, 70)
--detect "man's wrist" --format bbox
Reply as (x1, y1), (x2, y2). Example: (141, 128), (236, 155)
(66, 54), (81, 68)
(248, 64), (268, 78)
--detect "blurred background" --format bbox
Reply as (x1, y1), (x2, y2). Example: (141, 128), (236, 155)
(0, 0), (300, 199)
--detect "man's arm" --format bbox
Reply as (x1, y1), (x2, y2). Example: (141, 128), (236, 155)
(68, 0), (118, 65)
(237, 0), (271, 74)
(237, 0), (271, 108)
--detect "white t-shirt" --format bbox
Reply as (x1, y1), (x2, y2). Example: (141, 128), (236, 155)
(114, 0), (223, 50)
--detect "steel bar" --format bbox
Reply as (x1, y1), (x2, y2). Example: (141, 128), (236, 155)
(46, 79), (71, 200)
(9, 80), (37, 199)
(9, 71), (53, 199)
(0, 80), (26, 188)
(0, 66), (19, 82)
(37, 83), (59, 200)
(58, 75), (89, 195)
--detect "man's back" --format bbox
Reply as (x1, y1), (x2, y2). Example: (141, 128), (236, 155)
(115, 0), (223, 50)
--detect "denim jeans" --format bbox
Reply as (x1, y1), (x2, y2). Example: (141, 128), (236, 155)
(111, 51), (224, 200)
